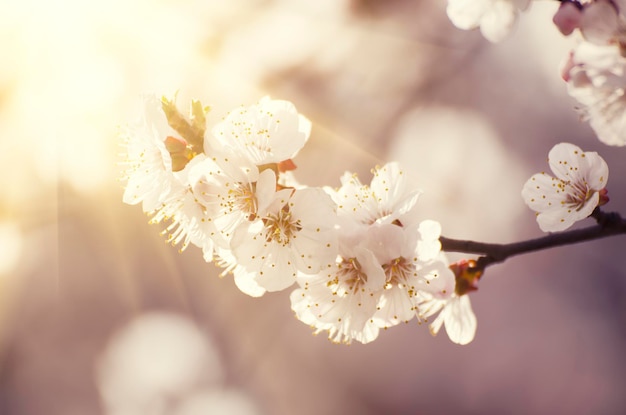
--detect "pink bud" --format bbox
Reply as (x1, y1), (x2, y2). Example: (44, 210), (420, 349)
(553, 2), (583, 36)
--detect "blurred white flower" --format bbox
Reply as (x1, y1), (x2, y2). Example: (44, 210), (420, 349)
(445, 0), (530, 42)
(563, 41), (626, 146)
(174, 389), (261, 415)
(552, 0), (626, 50)
(0, 221), (23, 277)
(522, 142), (609, 232)
(97, 312), (223, 415)
(569, 0), (626, 47)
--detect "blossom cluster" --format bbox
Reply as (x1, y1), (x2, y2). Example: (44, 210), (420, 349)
(444, 0), (626, 147)
(121, 95), (477, 345)
(556, 0), (626, 146)
(442, 1), (616, 231)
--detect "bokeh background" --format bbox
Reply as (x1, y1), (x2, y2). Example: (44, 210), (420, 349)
(2, 1), (626, 414)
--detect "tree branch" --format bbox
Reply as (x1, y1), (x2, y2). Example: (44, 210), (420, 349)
(439, 209), (626, 272)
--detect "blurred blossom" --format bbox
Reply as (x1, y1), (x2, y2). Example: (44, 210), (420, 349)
(518, 2), (578, 92)
(388, 107), (526, 240)
(564, 42), (626, 146)
(445, 0), (530, 42)
(96, 312), (224, 415)
(0, 0), (219, 204)
(173, 389), (261, 415)
(0, 221), (23, 277)
(215, 0), (349, 95)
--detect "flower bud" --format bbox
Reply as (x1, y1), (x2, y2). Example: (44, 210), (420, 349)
(451, 259), (483, 296)
(553, 1), (582, 36)
(598, 188), (610, 206)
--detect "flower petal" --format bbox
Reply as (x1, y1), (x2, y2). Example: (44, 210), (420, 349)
(443, 296), (477, 345)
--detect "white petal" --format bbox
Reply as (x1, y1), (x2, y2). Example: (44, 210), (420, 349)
(443, 296), (477, 345)
(580, 0), (620, 45)
(255, 169), (280, 216)
(521, 173), (564, 212)
(374, 286), (418, 328)
(581, 151), (609, 190)
(536, 204), (586, 232)
(417, 220), (442, 262)
(587, 96), (626, 146)
(211, 97), (311, 165)
(548, 142), (584, 182)
(418, 261), (456, 297)
(234, 271), (267, 297)
(479, 1), (517, 43)
(447, 0), (491, 30)
(364, 224), (406, 265)
(251, 249), (299, 292)
(418, 219), (441, 241)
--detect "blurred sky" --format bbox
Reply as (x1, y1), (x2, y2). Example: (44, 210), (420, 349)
(2, 1), (626, 414)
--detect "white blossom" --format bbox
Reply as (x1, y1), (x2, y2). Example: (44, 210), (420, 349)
(290, 217), (454, 343)
(291, 243), (385, 344)
(210, 96), (312, 166)
(329, 162), (421, 232)
(121, 94), (179, 212)
(445, 0), (530, 43)
(417, 256), (479, 345)
(578, 0), (626, 46)
(522, 142), (609, 232)
(121, 94), (219, 259)
(214, 248), (268, 298)
(148, 156), (220, 260)
(122, 95), (482, 345)
(368, 222), (455, 330)
(192, 154), (277, 243)
(230, 187), (338, 293)
(290, 162), (458, 344)
(554, 1), (626, 145)
(564, 41), (626, 146)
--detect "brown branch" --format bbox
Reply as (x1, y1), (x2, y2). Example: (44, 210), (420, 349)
(440, 209), (626, 272)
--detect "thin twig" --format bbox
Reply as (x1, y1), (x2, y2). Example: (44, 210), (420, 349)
(440, 209), (626, 272)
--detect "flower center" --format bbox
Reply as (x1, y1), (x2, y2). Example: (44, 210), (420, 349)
(333, 257), (368, 295)
(564, 179), (593, 210)
(382, 256), (419, 296)
(383, 257), (415, 285)
(226, 182), (257, 220)
(262, 206), (302, 246)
